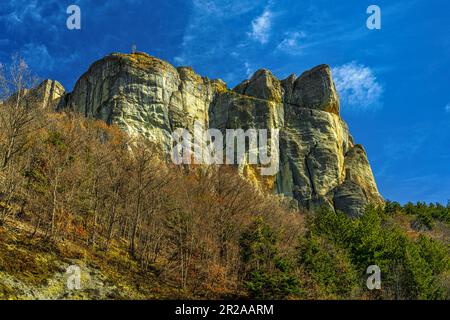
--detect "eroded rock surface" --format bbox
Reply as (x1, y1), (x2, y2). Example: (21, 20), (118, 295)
(56, 52), (383, 216)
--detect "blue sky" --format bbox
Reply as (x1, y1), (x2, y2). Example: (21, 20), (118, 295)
(1, 0), (449, 204)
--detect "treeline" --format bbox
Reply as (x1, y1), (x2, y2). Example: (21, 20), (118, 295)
(299, 207), (449, 299)
(384, 200), (450, 230)
(0, 59), (448, 300)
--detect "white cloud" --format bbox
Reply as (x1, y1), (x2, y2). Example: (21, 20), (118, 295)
(249, 9), (272, 44)
(2, 0), (62, 29)
(244, 62), (252, 77)
(175, 0), (259, 66)
(445, 103), (450, 113)
(332, 62), (383, 111)
(4, 1), (40, 25)
(22, 43), (54, 71)
(276, 31), (306, 54)
(20, 43), (79, 73)
(192, 0), (257, 17)
(173, 56), (185, 65)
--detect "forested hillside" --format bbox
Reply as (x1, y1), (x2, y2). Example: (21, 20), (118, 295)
(0, 59), (448, 300)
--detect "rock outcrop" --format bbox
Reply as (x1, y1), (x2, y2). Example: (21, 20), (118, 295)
(58, 53), (225, 151)
(34, 80), (65, 109)
(2, 79), (65, 110)
(55, 52), (383, 216)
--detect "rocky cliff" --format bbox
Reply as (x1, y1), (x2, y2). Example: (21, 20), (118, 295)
(52, 52), (382, 216)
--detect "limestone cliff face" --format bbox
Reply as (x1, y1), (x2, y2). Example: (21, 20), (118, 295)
(56, 52), (383, 216)
(35, 80), (65, 110)
(5, 79), (65, 110)
(58, 53), (225, 151)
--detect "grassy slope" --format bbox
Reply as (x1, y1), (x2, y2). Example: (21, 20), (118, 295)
(0, 219), (181, 300)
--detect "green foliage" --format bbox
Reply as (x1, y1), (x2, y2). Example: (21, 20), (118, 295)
(384, 200), (402, 215)
(303, 207), (450, 299)
(240, 217), (277, 266)
(417, 235), (450, 275)
(402, 201), (450, 228)
(297, 233), (359, 298)
(46, 131), (67, 151)
(403, 242), (437, 299)
(239, 217), (301, 299)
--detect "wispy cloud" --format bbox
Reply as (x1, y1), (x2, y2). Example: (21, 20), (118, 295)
(173, 56), (185, 65)
(332, 62), (383, 111)
(190, 0), (257, 17)
(20, 43), (79, 74)
(276, 31), (306, 54)
(174, 0), (259, 62)
(244, 62), (252, 77)
(1, 0), (61, 34)
(22, 43), (54, 71)
(172, 0), (262, 84)
(380, 173), (450, 204)
(3, 1), (41, 25)
(445, 103), (450, 113)
(248, 9), (272, 44)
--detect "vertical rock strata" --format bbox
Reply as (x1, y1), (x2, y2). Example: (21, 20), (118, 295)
(55, 52), (382, 216)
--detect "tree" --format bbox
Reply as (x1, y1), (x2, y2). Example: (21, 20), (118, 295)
(0, 56), (40, 224)
(239, 217), (300, 299)
(0, 56), (40, 169)
(297, 233), (358, 299)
